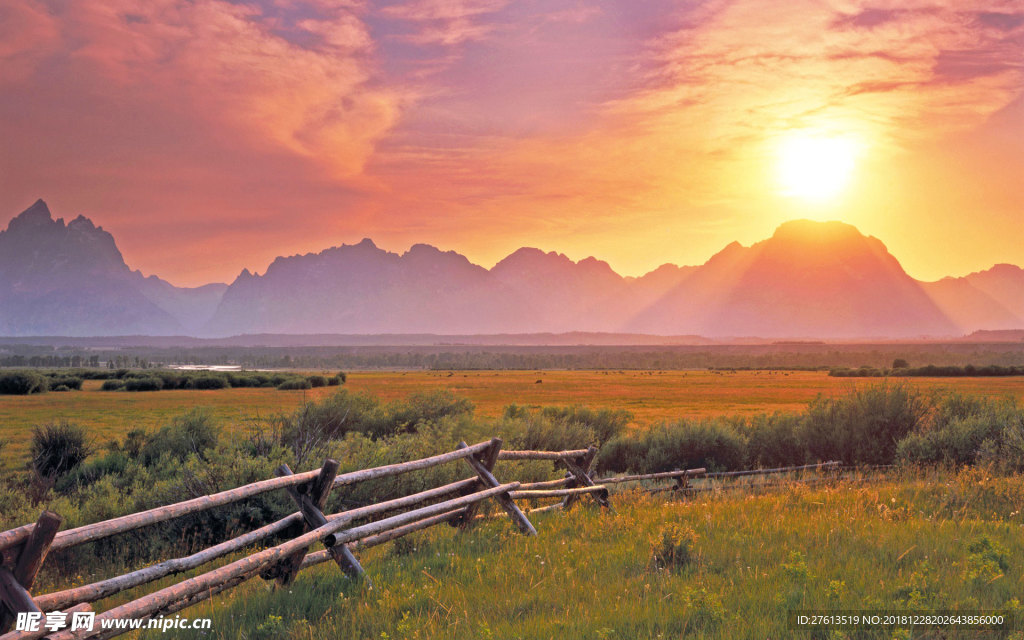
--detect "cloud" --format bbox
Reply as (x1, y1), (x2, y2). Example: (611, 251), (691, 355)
(0, 0), (60, 82)
(2, 0), (402, 177)
(380, 0), (508, 46)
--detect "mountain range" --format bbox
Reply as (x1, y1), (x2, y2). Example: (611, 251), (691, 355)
(1, 199), (1022, 340)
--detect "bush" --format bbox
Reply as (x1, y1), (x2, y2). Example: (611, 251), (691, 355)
(141, 409), (220, 464)
(651, 523), (698, 571)
(0, 371), (48, 395)
(190, 376), (229, 390)
(101, 379), (126, 391)
(270, 391), (381, 462)
(539, 406), (631, 445)
(802, 382), (926, 465)
(378, 389), (475, 437)
(31, 421), (92, 479)
(307, 375), (328, 388)
(124, 377), (164, 392)
(327, 376), (342, 386)
(742, 412), (807, 468)
(598, 417), (747, 473)
(277, 378), (312, 391)
(505, 411), (596, 453)
(47, 375), (83, 391)
(898, 395), (1024, 470)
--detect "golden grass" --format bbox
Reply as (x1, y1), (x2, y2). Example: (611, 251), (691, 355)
(4, 370), (1024, 467)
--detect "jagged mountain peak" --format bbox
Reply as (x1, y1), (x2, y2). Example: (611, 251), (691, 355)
(3, 201), (1023, 339)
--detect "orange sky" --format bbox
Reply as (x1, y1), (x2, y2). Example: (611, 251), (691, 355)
(1, 0), (1021, 287)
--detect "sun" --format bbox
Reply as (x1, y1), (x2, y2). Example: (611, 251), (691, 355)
(775, 132), (859, 202)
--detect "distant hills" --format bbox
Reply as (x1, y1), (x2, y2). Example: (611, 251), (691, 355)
(1, 199), (1022, 340)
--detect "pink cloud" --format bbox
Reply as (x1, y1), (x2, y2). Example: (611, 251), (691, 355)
(0, 0), (60, 82)
(380, 0), (508, 45)
(24, 0), (403, 177)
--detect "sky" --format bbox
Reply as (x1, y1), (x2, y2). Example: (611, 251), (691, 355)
(1, 0), (1021, 287)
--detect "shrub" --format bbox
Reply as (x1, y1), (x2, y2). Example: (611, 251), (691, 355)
(31, 421), (92, 479)
(48, 375), (83, 390)
(190, 376), (229, 390)
(271, 390), (381, 462)
(327, 376), (342, 386)
(55, 450), (132, 493)
(100, 379), (126, 391)
(651, 523), (698, 571)
(307, 375), (328, 388)
(124, 377), (164, 392)
(277, 378), (312, 391)
(141, 409), (220, 464)
(802, 382), (927, 465)
(598, 417), (747, 473)
(378, 389), (475, 437)
(0, 371), (48, 395)
(742, 412), (807, 467)
(898, 396), (1024, 471)
(539, 406), (631, 445)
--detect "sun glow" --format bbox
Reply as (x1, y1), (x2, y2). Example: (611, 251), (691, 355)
(775, 132), (860, 202)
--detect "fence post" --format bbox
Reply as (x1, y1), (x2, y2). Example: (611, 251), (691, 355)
(451, 439), (502, 529)
(562, 446), (609, 509)
(269, 461), (366, 586)
(672, 469), (691, 496)
(457, 440), (537, 536)
(0, 510), (60, 633)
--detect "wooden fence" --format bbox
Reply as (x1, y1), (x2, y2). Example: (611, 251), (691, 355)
(0, 439), (840, 640)
(0, 439), (618, 640)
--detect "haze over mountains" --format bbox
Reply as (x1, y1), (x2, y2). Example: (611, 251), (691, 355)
(1, 200), (1022, 340)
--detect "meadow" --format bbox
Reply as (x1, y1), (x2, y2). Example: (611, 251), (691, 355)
(50, 469), (1024, 640)
(5, 369), (1024, 466)
(3, 369), (1024, 639)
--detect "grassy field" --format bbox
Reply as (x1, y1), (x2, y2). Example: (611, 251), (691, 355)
(5, 369), (1024, 467)
(80, 467), (1019, 640)
(4, 370), (1024, 638)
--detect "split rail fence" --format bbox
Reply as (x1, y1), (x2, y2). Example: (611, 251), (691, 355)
(0, 437), (841, 640)
(0, 439), (616, 640)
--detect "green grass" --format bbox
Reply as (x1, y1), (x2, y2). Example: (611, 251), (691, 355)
(105, 468), (1024, 640)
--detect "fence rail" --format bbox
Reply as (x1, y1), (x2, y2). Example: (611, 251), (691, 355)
(0, 439), (614, 639)
(0, 441), (846, 639)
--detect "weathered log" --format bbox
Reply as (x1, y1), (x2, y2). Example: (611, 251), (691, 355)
(0, 602), (91, 640)
(273, 462), (364, 585)
(34, 513), (303, 612)
(594, 468), (707, 484)
(0, 511), (61, 633)
(496, 449), (589, 461)
(509, 485), (609, 500)
(562, 446), (609, 509)
(703, 461), (841, 479)
(47, 468), (322, 552)
(324, 477), (480, 525)
(527, 503), (564, 515)
(301, 509), (465, 570)
(458, 441), (536, 536)
(45, 483), (519, 640)
(514, 477), (574, 491)
(0, 525), (33, 568)
(450, 439), (501, 528)
(13, 512), (61, 592)
(331, 440), (492, 488)
(0, 568), (39, 622)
